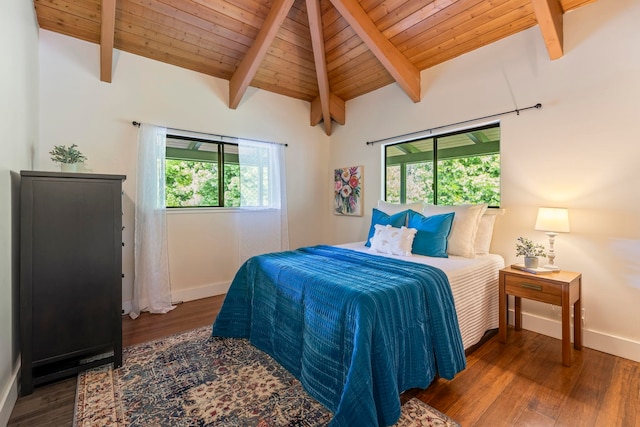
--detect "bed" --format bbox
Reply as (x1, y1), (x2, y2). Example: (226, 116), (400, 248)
(338, 241), (504, 350)
(212, 202), (505, 426)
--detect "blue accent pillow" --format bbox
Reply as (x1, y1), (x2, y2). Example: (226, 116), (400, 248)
(365, 208), (408, 247)
(407, 210), (455, 257)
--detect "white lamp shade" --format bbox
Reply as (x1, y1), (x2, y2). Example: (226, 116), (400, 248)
(535, 207), (570, 233)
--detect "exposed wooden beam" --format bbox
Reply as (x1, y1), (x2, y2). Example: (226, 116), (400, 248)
(329, 0), (421, 103)
(310, 96), (322, 126)
(100, 0), (116, 82)
(531, 0), (564, 60)
(330, 93), (346, 125)
(311, 93), (345, 126)
(306, 0), (333, 135)
(229, 0), (296, 109)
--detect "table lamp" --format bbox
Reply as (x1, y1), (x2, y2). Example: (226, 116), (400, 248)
(534, 207), (570, 271)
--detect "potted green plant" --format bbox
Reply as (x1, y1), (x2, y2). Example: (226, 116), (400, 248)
(515, 237), (547, 268)
(49, 144), (87, 172)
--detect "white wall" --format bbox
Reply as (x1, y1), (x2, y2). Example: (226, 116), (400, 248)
(0, 1), (39, 423)
(328, 0), (640, 361)
(38, 30), (330, 310)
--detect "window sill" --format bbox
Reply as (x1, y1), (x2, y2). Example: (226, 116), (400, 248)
(166, 207), (279, 214)
(166, 207), (244, 214)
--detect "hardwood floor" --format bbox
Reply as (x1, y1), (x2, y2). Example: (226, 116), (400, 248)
(7, 296), (223, 427)
(417, 330), (639, 426)
(8, 295), (639, 426)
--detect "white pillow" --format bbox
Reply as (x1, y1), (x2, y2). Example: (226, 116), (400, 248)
(369, 224), (417, 256)
(474, 208), (505, 255)
(422, 204), (488, 258)
(377, 200), (424, 216)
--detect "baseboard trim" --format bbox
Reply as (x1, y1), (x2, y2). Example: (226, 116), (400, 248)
(122, 281), (231, 316)
(171, 281), (231, 304)
(0, 361), (20, 427)
(509, 309), (640, 363)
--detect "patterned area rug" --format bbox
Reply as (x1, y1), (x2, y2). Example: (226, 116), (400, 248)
(74, 327), (459, 427)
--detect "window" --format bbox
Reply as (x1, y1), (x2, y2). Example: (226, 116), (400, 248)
(165, 134), (276, 208)
(385, 124), (500, 206)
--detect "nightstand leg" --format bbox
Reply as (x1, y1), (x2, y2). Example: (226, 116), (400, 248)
(499, 276), (507, 343)
(514, 297), (522, 331)
(574, 298), (582, 350)
(562, 295), (571, 366)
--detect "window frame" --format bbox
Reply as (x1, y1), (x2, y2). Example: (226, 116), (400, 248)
(384, 123), (501, 207)
(165, 134), (239, 209)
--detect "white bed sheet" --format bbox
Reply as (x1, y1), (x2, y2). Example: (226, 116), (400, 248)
(337, 242), (505, 350)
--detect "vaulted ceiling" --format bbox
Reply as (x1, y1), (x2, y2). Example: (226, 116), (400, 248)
(33, 0), (596, 135)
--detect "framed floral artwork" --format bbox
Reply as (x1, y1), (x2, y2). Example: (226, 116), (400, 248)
(334, 166), (363, 216)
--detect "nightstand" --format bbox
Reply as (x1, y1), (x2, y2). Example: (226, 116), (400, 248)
(499, 267), (582, 366)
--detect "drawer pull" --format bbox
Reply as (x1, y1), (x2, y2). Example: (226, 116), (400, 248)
(521, 282), (543, 291)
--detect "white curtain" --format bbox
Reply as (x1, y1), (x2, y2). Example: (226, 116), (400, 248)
(130, 124), (176, 319)
(238, 140), (289, 263)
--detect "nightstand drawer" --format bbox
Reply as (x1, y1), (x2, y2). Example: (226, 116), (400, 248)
(504, 275), (562, 305)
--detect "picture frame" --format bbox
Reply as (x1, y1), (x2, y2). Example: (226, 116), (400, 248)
(334, 165), (363, 216)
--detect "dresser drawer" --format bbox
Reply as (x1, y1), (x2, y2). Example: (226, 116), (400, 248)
(504, 275), (562, 305)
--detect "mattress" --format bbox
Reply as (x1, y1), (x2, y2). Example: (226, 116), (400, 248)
(337, 242), (505, 349)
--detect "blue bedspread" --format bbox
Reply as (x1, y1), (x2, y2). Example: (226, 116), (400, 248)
(212, 245), (465, 426)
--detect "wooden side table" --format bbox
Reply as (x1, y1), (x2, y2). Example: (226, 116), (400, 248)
(499, 267), (582, 366)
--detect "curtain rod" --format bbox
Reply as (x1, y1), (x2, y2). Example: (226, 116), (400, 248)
(131, 121), (288, 147)
(365, 103), (542, 146)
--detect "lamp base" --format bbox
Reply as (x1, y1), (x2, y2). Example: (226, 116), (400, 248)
(542, 264), (560, 271)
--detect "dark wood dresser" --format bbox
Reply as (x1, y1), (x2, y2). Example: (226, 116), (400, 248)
(19, 171), (125, 395)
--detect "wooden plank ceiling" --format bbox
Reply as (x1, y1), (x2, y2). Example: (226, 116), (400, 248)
(34, 0), (597, 135)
